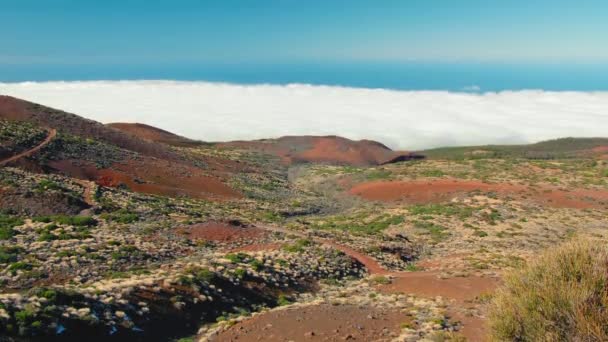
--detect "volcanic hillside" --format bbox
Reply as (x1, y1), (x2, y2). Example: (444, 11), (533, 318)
(0, 96), (240, 200)
(421, 137), (608, 160)
(221, 135), (423, 166)
(107, 122), (202, 147)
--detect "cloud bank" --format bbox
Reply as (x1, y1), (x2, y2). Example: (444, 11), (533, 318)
(1, 80), (607, 150)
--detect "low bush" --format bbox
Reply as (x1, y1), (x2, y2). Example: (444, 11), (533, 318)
(100, 209), (138, 224)
(283, 239), (312, 253)
(489, 239), (608, 341)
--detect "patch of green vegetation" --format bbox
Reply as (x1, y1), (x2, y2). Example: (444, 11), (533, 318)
(313, 214), (405, 235)
(423, 137), (608, 160)
(100, 209), (139, 224)
(39, 133), (126, 168)
(420, 169), (446, 177)
(250, 259), (264, 271)
(283, 239), (313, 253)
(234, 268), (247, 279)
(33, 215), (97, 227)
(0, 246), (23, 264)
(175, 337), (195, 342)
(473, 230), (488, 237)
(34, 179), (61, 193)
(224, 252), (250, 263)
(0, 120), (47, 155)
(37, 223), (92, 241)
(481, 209), (502, 225)
(8, 261), (33, 272)
(414, 221), (449, 242)
(0, 226), (16, 240)
(409, 203), (474, 219)
(0, 214), (24, 240)
(370, 275), (391, 285)
(110, 245), (141, 260)
(365, 169), (392, 180)
(405, 263), (424, 272)
(277, 294), (292, 306)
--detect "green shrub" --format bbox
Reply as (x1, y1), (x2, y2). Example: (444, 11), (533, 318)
(32, 216), (52, 223)
(283, 239), (312, 253)
(409, 204), (473, 219)
(0, 214), (24, 227)
(277, 294), (291, 306)
(250, 259), (264, 271)
(234, 268), (247, 279)
(0, 226), (15, 240)
(33, 215), (96, 226)
(224, 252), (249, 263)
(35, 179), (61, 192)
(414, 221), (448, 242)
(0, 214), (23, 240)
(100, 209), (138, 224)
(0, 246), (22, 264)
(8, 261), (33, 272)
(489, 239), (608, 341)
(193, 268), (215, 283)
(473, 230), (488, 237)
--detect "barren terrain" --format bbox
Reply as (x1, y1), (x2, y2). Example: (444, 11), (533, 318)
(1, 97), (607, 341)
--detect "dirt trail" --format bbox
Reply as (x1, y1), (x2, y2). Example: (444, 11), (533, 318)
(255, 225), (497, 291)
(256, 224), (388, 274)
(0, 128), (56, 167)
(248, 224), (497, 341)
(73, 179), (97, 206)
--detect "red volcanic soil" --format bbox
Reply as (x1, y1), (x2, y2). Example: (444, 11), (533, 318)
(220, 135), (422, 166)
(377, 272), (498, 341)
(0, 97), (246, 200)
(48, 158), (241, 200)
(349, 179), (608, 209)
(107, 122), (200, 147)
(320, 238), (388, 275)
(214, 304), (408, 342)
(177, 221), (267, 243)
(379, 272), (498, 303)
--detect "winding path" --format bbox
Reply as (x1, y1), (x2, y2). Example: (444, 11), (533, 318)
(0, 128), (56, 167)
(255, 224), (388, 274)
(251, 223), (498, 341)
(73, 179), (97, 206)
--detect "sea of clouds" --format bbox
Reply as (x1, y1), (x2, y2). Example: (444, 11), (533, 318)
(1, 80), (607, 150)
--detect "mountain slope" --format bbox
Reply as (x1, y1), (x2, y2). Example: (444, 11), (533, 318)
(0, 96), (241, 200)
(107, 122), (202, 147)
(221, 135), (423, 166)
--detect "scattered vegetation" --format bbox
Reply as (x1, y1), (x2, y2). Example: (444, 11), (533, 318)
(489, 239), (608, 341)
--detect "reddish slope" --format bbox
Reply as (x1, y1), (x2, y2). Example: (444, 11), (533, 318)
(107, 122), (201, 147)
(221, 135), (423, 166)
(0, 96), (181, 162)
(349, 179), (608, 209)
(0, 96), (241, 200)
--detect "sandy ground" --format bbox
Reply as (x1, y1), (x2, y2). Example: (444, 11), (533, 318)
(213, 304), (408, 342)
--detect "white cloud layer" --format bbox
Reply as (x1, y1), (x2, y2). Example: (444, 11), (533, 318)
(1, 80), (607, 150)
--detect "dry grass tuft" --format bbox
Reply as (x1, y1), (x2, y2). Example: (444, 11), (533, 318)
(489, 239), (608, 341)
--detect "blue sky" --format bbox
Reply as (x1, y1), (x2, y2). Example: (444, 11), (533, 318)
(1, 1), (607, 88)
(2, 0), (607, 65)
